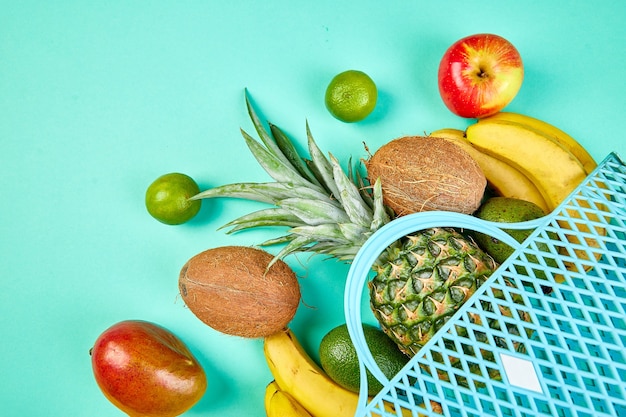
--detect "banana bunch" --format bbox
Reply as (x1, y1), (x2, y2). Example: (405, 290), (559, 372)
(263, 328), (359, 417)
(263, 328), (423, 417)
(479, 112), (597, 175)
(431, 112), (596, 213)
(468, 112), (594, 211)
(264, 380), (313, 417)
(432, 112), (602, 267)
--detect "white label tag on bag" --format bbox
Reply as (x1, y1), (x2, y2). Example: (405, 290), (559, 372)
(500, 353), (543, 393)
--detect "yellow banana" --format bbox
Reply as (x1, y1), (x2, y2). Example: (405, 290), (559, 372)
(429, 128), (549, 212)
(479, 112), (597, 174)
(264, 328), (419, 417)
(465, 120), (587, 211)
(466, 120), (602, 271)
(264, 380), (281, 416)
(263, 328), (360, 417)
(266, 384), (314, 417)
(496, 113), (607, 267)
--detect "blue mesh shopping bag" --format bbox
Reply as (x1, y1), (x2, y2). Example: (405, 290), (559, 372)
(344, 153), (626, 417)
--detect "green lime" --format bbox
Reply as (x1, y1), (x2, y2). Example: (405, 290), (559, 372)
(145, 173), (201, 225)
(319, 323), (409, 396)
(325, 70), (377, 123)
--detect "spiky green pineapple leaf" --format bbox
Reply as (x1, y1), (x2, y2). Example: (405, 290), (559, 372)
(269, 122), (322, 187)
(193, 182), (340, 209)
(220, 208), (304, 233)
(289, 223), (352, 245)
(370, 178), (391, 232)
(329, 153), (373, 229)
(244, 90), (299, 172)
(354, 163), (375, 209)
(241, 129), (315, 187)
(258, 234), (295, 247)
(338, 222), (370, 246)
(280, 197), (351, 225)
(307, 241), (360, 260)
(269, 235), (318, 267)
(306, 123), (342, 200)
(193, 182), (290, 205)
(194, 92), (393, 268)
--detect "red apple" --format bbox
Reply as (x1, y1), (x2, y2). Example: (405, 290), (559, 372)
(91, 320), (207, 417)
(438, 33), (523, 118)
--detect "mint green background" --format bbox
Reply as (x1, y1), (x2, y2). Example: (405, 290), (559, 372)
(1, 2), (625, 416)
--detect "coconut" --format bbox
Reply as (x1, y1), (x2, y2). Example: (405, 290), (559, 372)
(366, 135), (486, 215)
(178, 246), (301, 338)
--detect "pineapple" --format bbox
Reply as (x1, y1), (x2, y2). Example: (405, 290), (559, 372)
(194, 91), (498, 356)
(369, 227), (496, 356)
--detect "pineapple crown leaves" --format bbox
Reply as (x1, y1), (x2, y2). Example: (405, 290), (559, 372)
(192, 90), (391, 265)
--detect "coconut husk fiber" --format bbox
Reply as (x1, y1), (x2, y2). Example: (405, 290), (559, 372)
(366, 135), (486, 216)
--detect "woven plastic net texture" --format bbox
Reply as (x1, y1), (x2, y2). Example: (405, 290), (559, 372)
(357, 153), (626, 417)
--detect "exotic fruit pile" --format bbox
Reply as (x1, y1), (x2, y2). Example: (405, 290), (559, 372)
(190, 83), (596, 414)
(94, 32), (605, 417)
(195, 94), (501, 356)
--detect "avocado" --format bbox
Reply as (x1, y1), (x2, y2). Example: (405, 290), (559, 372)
(473, 197), (546, 263)
(319, 323), (409, 396)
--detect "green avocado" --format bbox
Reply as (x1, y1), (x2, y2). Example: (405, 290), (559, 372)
(473, 196), (561, 291)
(472, 197), (546, 263)
(319, 323), (409, 396)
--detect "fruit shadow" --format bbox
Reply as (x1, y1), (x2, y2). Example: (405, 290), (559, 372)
(186, 189), (220, 227)
(362, 88), (392, 125)
(188, 348), (236, 413)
